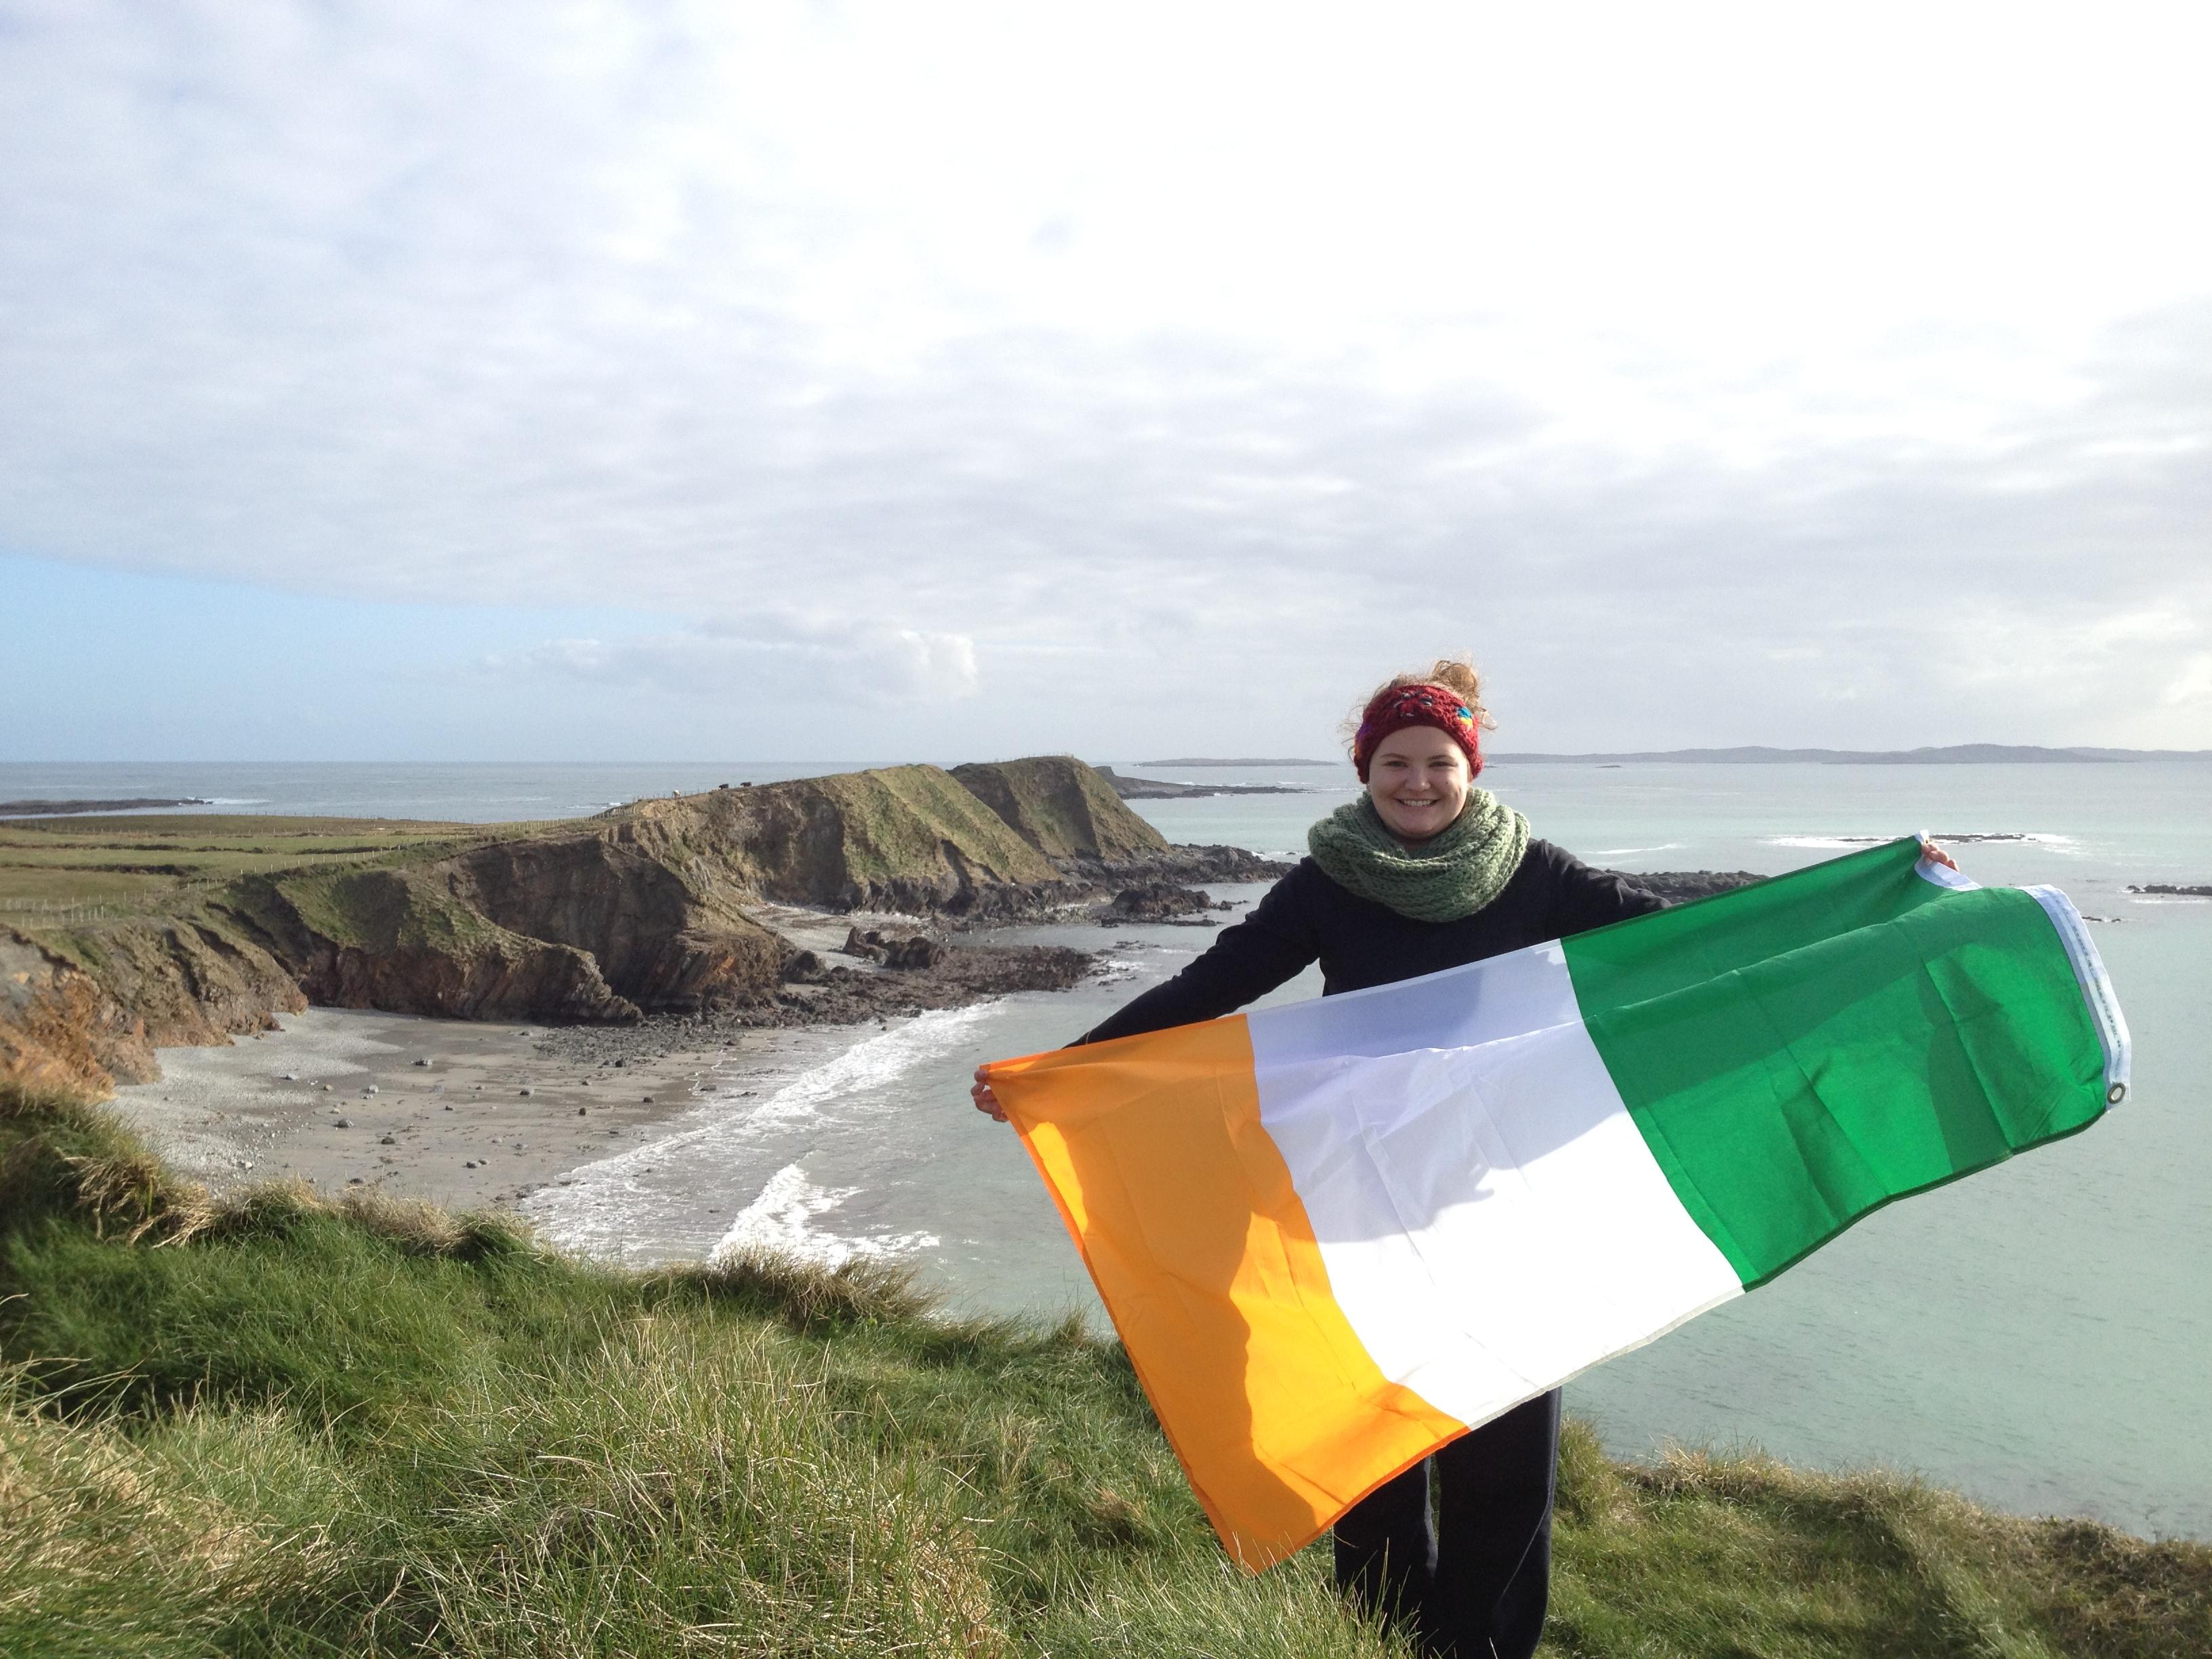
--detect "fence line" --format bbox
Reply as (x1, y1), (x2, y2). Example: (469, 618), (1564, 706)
(1, 899), (113, 923)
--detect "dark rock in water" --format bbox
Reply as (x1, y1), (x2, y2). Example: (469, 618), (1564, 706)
(879, 934), (945, 970)
(782, 949), (829, 983)
(2127, 883), (2212, 897)
(840, 927), (946, 968)
(1107, 882), (1223, 921)
(1609, 869), (1767, 901)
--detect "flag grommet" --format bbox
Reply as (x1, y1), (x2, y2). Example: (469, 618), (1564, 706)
(2108, 1083), (2128, 1105)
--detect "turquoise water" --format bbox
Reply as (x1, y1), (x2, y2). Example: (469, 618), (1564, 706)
(10, 760), (2208, 1538)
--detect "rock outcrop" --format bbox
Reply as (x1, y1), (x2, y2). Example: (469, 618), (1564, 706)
(1610, 870), (1766, 902)
(1105, 882), (1225, 922)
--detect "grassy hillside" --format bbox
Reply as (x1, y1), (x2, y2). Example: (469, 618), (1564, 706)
(949, 756), (1171, 865)
(2, 1084), (2205, 1657)
(627, 764), (1066, 904)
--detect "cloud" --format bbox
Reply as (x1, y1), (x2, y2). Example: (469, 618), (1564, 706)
(2165, 655), (2212, 712)
(485, 617), (980, 706)
(2, 3), (2209, 754)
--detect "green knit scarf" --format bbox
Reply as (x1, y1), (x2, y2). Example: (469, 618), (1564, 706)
(1306, 790), (1530, 923)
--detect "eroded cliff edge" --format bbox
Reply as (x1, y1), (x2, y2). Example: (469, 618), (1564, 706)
(1, 757), (1286, 1095)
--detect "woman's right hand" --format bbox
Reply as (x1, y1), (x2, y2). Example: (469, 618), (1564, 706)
(970, 1064), (1008, 1124)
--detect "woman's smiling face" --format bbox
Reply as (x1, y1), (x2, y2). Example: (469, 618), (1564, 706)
(1365, 725), (1473, 844)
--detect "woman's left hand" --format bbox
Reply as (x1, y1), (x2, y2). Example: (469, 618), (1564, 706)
(1919, 839), (1958, 871)
(971, 1064), (1009, 1124)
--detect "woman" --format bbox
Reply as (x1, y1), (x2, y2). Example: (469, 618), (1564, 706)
(970, 658), (1940, 1658)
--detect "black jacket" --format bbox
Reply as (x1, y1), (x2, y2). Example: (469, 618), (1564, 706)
(1077, 839), (1664, 1046)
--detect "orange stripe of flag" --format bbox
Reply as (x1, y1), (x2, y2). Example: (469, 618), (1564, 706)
(988, 1015), (1465, 1567)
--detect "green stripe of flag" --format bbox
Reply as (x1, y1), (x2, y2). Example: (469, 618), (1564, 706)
(1563, 838), (2115, 1287)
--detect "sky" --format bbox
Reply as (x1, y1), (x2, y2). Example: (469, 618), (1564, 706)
(3, 1), (2208, 762)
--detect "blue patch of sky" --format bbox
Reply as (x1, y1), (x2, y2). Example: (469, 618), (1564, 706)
(1, 552), (676, 762)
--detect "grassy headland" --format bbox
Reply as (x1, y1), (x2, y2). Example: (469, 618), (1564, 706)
(0, 761), (1286, 1100)
(3, 1082), (2205, 1657)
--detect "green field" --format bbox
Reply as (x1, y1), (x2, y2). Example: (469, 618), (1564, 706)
(3, 1082), (2205, 1658)
(0, 815), (511, 920)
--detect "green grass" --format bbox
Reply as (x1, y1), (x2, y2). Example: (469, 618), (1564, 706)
(0, 817), (499, 923)
(2, 1082), (2206, 1658)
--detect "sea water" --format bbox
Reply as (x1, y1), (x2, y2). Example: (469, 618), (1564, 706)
(7, 759), (2208, 1538)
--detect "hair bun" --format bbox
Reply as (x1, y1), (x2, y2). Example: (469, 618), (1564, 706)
(1426, 658), (1483, 702)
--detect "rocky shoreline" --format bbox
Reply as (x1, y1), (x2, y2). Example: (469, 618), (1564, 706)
(1, 756), (1290, 1097)
(0, 796), (215, 816)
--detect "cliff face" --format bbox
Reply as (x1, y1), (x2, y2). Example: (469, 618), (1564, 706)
(260, 867), (642, 1025)
(948, 757), (1170, 865)
(0, 928), (152, 1094)
(441, 835), (782, 1012)
(0, 756), (1290, 1094)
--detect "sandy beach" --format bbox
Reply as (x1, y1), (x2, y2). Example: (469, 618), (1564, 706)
(106, 1005), (787, 1214)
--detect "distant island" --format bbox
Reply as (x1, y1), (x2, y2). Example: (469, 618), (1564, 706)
(0, 796), (215, 817)
(1094, 767), (1309, 800)
(1136, 757), (1336, 767)
(1490, 745), (2212, 766)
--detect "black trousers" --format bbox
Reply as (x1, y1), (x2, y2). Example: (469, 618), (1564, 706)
(1332, 1389), (1561, 1659)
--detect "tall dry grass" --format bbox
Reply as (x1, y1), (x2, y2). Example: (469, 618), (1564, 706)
(3, 1080), (2205, 1656)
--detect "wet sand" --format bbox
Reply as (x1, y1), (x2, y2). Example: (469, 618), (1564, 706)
(107, 1006), (781, 1213)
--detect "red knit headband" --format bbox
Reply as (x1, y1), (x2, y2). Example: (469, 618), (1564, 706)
(1352, 684), (1483, 781)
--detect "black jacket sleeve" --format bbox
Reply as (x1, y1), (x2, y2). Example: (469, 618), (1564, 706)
(1073, 866), (1323, 1045)
(1539, 842), (1670, 938)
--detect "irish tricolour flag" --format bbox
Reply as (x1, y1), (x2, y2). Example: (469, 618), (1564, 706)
(984, 838), (2129, 1568)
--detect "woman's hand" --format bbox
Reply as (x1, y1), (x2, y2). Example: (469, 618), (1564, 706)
(971, 1064), (1008, 1124)
(1919, 838), (1959, 871)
